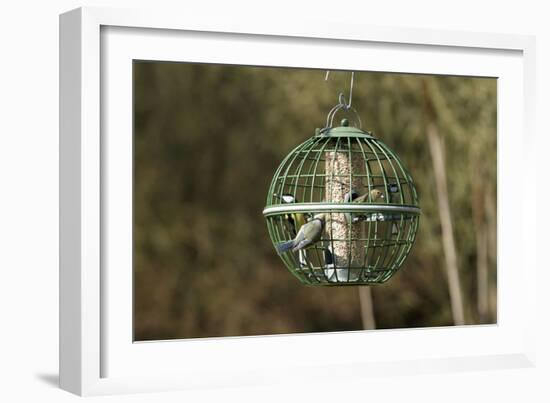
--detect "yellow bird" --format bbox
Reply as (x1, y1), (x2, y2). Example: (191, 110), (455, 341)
(353, 189), (385, 203)
(345, 189), (385, 224)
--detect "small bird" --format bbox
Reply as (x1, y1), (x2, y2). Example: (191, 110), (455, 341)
(353, 189), (385, 203)
(345, 189), (385, 223)
(388, 183), (399, 193)
(274, 193), (308, 237)
(277, 193), (297, 204)
(343, 189), (359, 203)
(276, 213), (327, 253)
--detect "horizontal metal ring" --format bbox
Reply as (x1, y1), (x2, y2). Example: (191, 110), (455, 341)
(263, 203), (421, 217)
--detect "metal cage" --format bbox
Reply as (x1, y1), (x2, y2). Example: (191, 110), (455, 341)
(263, 118), (421, 285)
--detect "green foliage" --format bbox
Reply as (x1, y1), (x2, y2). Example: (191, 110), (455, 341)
(134, 62), (496, 340)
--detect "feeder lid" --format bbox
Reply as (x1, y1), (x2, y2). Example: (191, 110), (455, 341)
(315, 118), (375, 139)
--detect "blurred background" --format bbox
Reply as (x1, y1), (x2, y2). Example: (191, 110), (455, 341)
(133, 61), (496, 341)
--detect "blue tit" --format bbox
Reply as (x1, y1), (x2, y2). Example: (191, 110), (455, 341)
(277, 213), (327, 254)
(274, 193), (308, 237)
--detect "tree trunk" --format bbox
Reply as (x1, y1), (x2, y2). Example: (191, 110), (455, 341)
(423, 80), (466, 326)
(358, 287), (376, 329)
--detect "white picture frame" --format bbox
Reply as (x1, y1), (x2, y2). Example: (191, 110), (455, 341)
(59, 6), (537, 396)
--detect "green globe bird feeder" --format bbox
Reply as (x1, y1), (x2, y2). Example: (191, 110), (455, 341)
(263, 93), (421, 286)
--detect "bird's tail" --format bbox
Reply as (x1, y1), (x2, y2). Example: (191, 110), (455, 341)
(276, 240), (294, 254)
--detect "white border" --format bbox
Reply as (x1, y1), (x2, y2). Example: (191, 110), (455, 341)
(60, 7), (537, 396)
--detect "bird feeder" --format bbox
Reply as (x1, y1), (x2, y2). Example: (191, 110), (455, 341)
(263, 109), (421, 286)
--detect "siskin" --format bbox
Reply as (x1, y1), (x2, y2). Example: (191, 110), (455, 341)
(344, 189), (385, 223)
(353, 189), (385, 203)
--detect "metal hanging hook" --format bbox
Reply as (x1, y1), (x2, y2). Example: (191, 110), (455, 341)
(324, 71), (362, 129)
(325, 70), (354, 109)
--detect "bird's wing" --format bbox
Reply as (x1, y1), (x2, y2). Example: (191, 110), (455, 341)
(354, 193), (368, 203)
(309, 220), (324, 242)
(293, 229), (306, 246)
(293, 238), (312, 251)
(292, 222), (315, 251)
(344, 190), (358, 203)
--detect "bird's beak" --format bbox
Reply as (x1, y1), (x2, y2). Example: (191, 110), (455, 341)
(381, 194), (385, 199)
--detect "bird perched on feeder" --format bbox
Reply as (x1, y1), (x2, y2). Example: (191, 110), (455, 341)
(343, 189), (359, 204)
(388, 183), (399, 194)
(344, 188), (385, 204)
(354, 188), (385, 203)
(344, 189), (385, 223)
(276, 213), (327, 253)
(274, 193), (308, 237)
